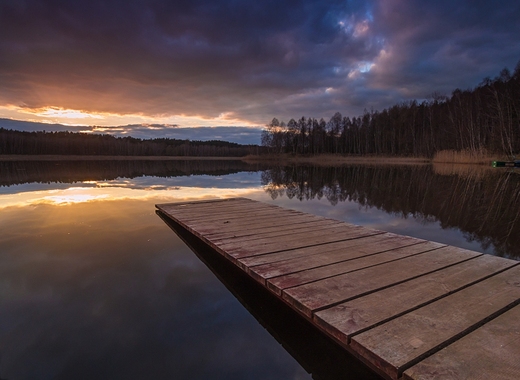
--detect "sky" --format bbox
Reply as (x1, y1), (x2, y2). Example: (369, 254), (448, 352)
(1, 0), (519, 143)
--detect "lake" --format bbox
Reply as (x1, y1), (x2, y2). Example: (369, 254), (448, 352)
(1, 159), (519, 379)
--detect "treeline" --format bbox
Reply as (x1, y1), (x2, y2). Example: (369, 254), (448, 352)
(0, 129), (261, 157)
(262, 62), (520, 157)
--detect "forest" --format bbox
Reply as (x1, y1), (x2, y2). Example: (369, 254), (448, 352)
(0, 129), (260, 157)
(262, 63), (520, 157)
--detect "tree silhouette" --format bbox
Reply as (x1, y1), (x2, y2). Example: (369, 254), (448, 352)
(262, 62), (520, 157)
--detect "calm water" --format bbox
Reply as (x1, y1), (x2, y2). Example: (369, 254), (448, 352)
(1, 160), (519, 379)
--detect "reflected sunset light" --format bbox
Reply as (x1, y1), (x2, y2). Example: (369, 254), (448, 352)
(0, 182), (262, 210)
(42, 192), (109, 205)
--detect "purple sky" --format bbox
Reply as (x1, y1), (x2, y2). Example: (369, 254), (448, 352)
(1, 0), (519, 142)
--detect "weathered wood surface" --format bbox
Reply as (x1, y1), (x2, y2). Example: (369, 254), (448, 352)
(351, 265), (520, 379)
(267, 241), (448, 297)
(156, 198), (520, 380)
(314, 254), (516, 344)
(403, 304), (520, 380)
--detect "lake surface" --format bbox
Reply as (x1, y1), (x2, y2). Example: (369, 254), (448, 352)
(1, 160), (519, 379)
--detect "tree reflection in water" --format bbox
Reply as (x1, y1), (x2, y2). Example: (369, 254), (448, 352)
(0, 159), (268, 186)
(262, 164), (520, 259)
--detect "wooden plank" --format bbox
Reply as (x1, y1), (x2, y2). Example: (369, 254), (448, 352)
(217, 224), (385, 259)
(314, 255), (518, 346)
(157, 197), (250, 211)
(249, 234), (427, 281)
(208, 219), (345, 246)
(176, 206), (305, 225)
(199, 215), (328, 237)
(174, 206), (302, 224)
(162, 200), (258, 214)
(207, 219), (343, 242)
(157, 197), (244, 206)
(281, 246), (480, 317)
(266, 241), (444, 295)
(177, 213), (321, 236)
(214, 221), (358, 250)
(167, 200), (289, 216)
(237, 233), (388, 268)
(158, 197), (250, 208)
(206, 214), (342, 241)
(403, 304), (520, 380)
(249, 242), (431, 286)
(350, 265), (520, 380)
(198, 213), (325, 230)
(158, 199), (283, 221)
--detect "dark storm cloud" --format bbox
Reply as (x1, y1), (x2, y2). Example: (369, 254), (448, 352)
(0, 0), (519, 124)
(366, 0), (520, 98)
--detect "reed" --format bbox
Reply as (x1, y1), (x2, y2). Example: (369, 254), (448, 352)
(242, 153), (430, 166)
(432, 149), (499, 165)
(432, 162), (494, 179)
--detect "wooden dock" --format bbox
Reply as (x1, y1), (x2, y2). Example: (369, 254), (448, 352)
(156, 197), (520, 380)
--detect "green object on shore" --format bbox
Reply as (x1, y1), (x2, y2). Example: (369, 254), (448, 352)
(492, 161), (520, 168)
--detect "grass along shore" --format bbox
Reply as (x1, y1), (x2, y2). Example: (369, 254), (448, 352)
(242, 154), (430, 166)
(0, 150), (510, 166)
(431, 149), (509, 165)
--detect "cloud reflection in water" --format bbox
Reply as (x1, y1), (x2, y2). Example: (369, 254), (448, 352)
(0, 190), (309, 380)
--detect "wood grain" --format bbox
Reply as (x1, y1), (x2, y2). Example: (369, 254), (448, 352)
(351, 265), (520, 379)
(314, 254), (518, 346)
(403, 304), (520, 380)
(282, 246), (479, 317)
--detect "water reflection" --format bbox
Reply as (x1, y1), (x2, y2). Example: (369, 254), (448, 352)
(0, 159), (266, 187)
(2, 159), (519, 379)
(0, 197), (309, 380)
(261, 165), (520, 259)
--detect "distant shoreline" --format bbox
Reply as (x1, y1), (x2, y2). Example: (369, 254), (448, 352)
(0, 155), (244, 161)
(242, 154), (431, 166)
(0, 153), (430, 164)
(0, 153), (498, 166)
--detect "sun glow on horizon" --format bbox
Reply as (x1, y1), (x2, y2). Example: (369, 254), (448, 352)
(0, 105), (259, 129)
(34, 107), (105, 120)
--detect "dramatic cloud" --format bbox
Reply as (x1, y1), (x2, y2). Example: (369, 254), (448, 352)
(0, 0), (519, 130)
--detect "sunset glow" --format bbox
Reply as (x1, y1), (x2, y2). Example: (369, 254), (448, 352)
(34, 108), (105, 120)
(1, 0), (518, 136)
(1, 105), (258, 131)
